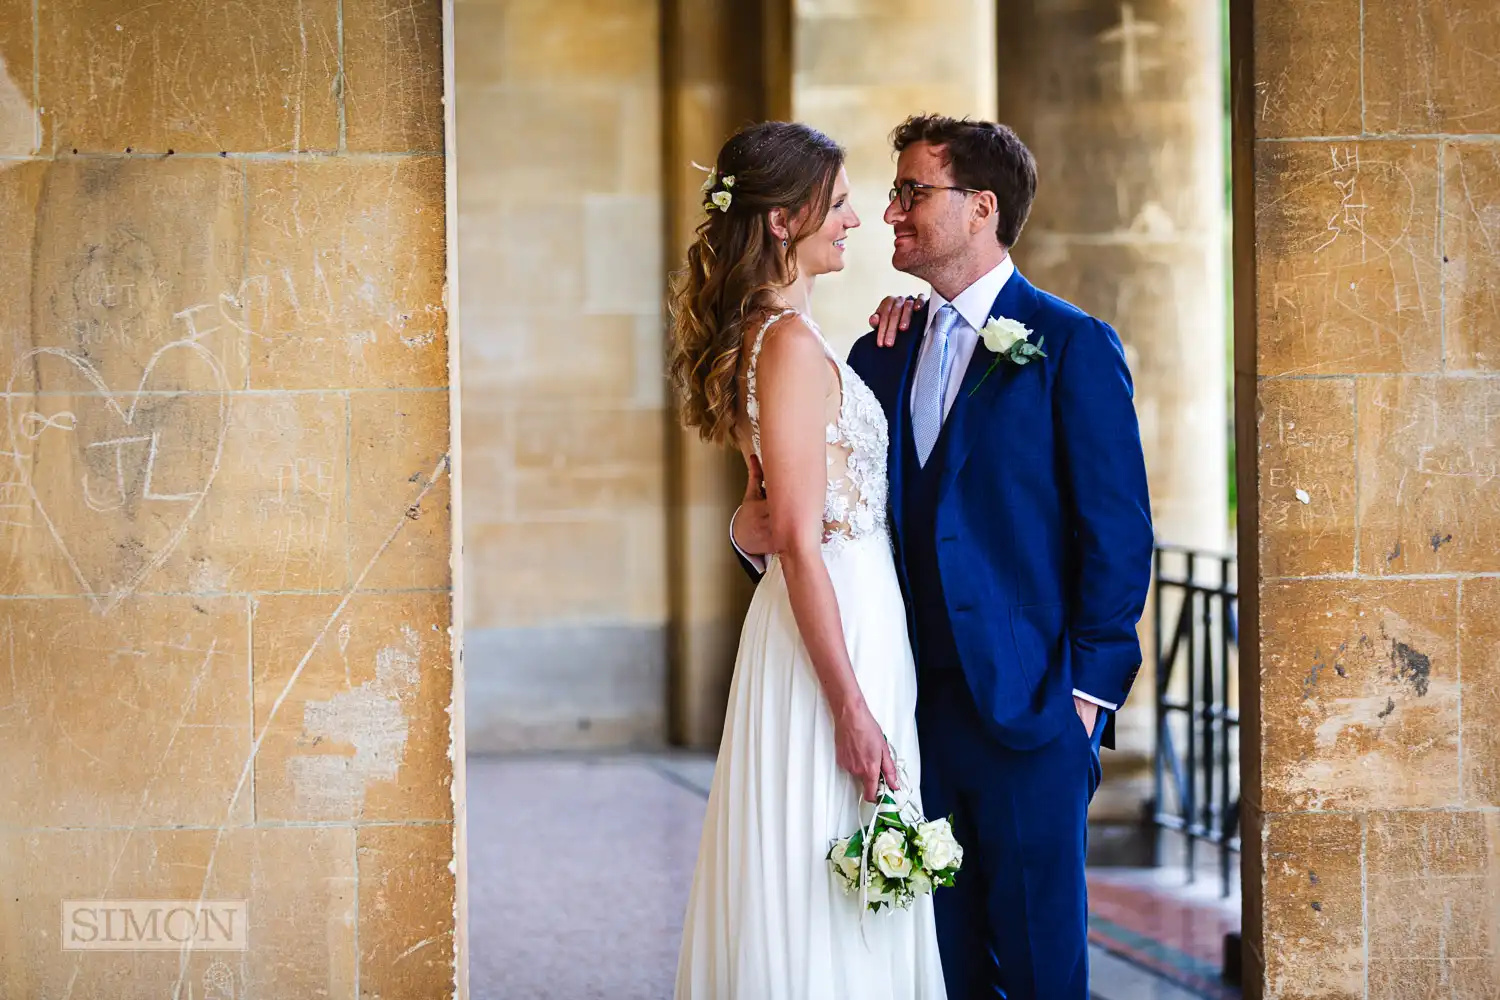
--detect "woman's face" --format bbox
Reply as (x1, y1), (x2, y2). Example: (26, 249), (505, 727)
(792, 166), (859, 277)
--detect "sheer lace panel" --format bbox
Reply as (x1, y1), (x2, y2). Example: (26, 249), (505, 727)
(745, 309), (889, 550)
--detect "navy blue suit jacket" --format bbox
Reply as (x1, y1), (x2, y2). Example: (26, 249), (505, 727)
(846, 271), (1152, 751)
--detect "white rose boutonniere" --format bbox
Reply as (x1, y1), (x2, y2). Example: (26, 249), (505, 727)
(970, 316), (1046, 396)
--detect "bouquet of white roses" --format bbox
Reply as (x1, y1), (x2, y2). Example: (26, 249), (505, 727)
(827, 776), (963, 913)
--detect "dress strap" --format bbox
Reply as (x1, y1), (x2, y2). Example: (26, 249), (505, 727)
(747, 309), (799, 390)
(746, 308), (799, 458)
(800, 314), (839, 365)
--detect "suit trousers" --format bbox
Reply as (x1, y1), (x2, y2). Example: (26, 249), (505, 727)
(917, 667), (1104, 1000)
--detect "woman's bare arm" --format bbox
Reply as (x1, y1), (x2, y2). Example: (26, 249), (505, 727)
(755, 316), (897, 801)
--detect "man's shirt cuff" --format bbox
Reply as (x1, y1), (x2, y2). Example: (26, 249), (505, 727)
(1073, 689), (1118, 711)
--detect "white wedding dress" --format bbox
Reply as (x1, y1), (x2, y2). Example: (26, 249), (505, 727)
(675, 310), (947, 1000)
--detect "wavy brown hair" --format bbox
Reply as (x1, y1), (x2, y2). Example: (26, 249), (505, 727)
(668, 121), (845, 445)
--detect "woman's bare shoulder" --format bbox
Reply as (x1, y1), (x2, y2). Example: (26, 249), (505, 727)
(755, 311), (824, 367)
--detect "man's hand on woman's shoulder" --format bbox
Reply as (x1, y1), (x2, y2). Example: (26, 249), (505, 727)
(869, 293), (927, 348)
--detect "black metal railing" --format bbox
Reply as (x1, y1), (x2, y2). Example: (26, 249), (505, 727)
(1151, 544), (1240, 898)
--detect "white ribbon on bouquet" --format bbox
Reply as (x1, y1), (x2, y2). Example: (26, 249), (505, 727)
(854, 738), (918, 947)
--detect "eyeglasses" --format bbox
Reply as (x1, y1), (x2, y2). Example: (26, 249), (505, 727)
(888, 180), (982, 212)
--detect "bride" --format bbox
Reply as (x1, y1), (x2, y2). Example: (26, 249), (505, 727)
(668, 121), (946, 999)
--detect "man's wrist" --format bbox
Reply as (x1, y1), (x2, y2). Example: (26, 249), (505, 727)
(1072, 695), (1102, 737)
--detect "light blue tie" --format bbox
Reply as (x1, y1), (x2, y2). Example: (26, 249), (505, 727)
(912, 304), (960, 466)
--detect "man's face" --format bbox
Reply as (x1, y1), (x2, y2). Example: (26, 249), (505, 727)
(883, 141), (973, 281)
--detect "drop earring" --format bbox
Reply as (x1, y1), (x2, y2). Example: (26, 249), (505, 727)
(781, 238), (788, 248)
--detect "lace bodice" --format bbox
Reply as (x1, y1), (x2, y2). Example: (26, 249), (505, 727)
(745, 309), (889, 550)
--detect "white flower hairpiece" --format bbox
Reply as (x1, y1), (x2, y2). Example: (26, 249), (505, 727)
(693, 160), (735, 212)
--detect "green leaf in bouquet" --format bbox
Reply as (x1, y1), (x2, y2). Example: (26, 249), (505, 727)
(843, 836), (863, 859)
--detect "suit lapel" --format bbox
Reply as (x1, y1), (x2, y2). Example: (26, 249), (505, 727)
(886, 305), (928, 531)
(933, 270), (1041, 503)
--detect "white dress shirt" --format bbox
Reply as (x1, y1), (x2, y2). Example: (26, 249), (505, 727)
(729, 258), (1116, 713)
(909, 255), (1014, 421)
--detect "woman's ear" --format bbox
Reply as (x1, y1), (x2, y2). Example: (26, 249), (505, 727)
(767, 207), (790, 243)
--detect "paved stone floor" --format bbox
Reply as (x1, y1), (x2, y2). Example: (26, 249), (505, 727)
(467, 755), (1239, 1000)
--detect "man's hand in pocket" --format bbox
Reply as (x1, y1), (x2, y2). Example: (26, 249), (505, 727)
(1073, 696), (1099, 739)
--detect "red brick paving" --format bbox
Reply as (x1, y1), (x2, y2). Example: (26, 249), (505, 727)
(1087, 870), (1241, 999)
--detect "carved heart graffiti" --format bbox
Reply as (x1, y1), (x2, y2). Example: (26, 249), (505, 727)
(6, 337), (229, 614)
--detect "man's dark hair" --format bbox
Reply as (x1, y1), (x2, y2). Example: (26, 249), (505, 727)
(891, 115), (1037, 247)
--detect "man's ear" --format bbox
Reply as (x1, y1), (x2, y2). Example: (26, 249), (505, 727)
(970, 190), (999, 237)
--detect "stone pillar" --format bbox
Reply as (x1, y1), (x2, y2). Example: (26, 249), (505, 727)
(1237, 0), (1500, 995)
(456, 0), (670, 751)
(663, 0), (785, 748)
(995, 1), (1229, 855)
(792, 0), (997, 357)
(0, 1), (456, 996)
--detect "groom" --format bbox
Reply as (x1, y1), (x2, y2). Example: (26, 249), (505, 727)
(732, 115), (1152, 998)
